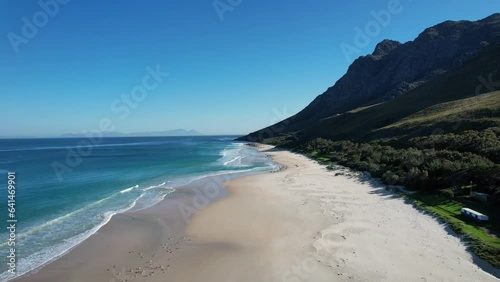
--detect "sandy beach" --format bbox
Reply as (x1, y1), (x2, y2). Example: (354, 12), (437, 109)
(14, 145), (499, 282)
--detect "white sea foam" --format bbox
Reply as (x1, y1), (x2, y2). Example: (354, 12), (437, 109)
(144, 181), (167, 191)
(120, 184), (139, 193)
(0, 200), (139, 281)
(223, 156), (243, 166)
(0, 142), (278, 282)
(0, 190), (126, 248)
(218, 143), (251, 167)
(0, 182), (176, 281)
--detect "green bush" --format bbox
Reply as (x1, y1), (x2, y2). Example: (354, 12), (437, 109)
(302, 127), (499, 194)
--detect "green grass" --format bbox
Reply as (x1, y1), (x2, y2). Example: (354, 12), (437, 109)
(307, 151), (330, 163)
(379, 91), (500, 132)
(306, 148), (500, 267)
(410, 193), (500, 267)
(317, 157), (330, 162)
(309, 151), (319, 157)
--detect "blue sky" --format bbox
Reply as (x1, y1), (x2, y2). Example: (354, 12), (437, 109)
(1, 0), (498, 137)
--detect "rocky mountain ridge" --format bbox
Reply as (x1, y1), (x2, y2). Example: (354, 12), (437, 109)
(237, 13), (500, 142)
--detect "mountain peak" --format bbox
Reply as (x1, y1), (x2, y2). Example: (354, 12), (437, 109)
(372, 39), (402, 57)
(480, 13), (500, 22)
(237, 13), (500, 143)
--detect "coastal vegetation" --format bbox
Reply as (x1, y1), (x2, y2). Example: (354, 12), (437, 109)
(293, 127), (500, 267)
(301, 128), (499, 196)
(237, 14), (500, 268)
(411, 193), (500, 267)
(255, 89), (500, 267)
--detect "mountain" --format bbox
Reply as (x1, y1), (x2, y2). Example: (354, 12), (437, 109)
(235, 14), (500, 269)
(237, 13), (500, 143)
(60, 129), (202, 138)
(127, 129), (202, 137)
(299, 44), (500, 142)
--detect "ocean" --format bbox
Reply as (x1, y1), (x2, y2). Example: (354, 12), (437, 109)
(0, 136), (276, 281)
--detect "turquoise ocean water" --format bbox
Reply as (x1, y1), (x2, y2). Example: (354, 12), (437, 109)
(0, 136), (276, 281)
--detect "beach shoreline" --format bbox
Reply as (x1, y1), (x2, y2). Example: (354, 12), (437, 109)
(13, 145), (499, 282)
(11, 169), (240, 282)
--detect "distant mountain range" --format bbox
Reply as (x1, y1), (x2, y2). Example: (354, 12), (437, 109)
(237, 13), (500, 143)
(60, 129), (202, 138)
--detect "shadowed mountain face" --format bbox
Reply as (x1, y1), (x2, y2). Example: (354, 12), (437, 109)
(237, 13), (500, 142)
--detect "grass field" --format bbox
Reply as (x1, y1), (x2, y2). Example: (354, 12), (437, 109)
(410, 193), (500, 267)
(380, 91), (500, 131)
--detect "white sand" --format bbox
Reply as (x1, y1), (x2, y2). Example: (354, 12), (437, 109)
(15, 145), (499, 282)
(166, 145), (498, 281)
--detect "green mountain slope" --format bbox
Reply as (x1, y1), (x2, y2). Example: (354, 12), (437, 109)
(298, 45), (500, 142)
(371, 91), (500, 140)
(254, 45), (499, 146)
(237, 14), (500, 143)
(235, 16), (500, 269)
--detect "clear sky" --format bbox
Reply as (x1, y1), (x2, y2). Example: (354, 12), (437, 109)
(1, 0), (498, 137)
